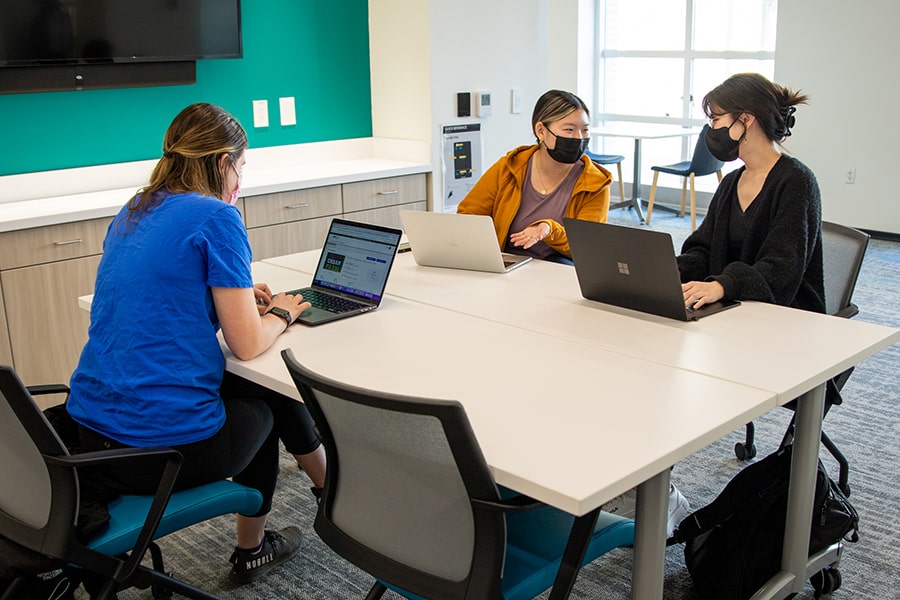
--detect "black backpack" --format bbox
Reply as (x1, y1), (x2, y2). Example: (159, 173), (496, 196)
(674, 445), (859, 600)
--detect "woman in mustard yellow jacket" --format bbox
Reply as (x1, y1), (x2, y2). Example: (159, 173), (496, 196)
(457, 90), (612, 262)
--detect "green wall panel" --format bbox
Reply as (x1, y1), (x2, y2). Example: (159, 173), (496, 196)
(0, 0), (371, 176)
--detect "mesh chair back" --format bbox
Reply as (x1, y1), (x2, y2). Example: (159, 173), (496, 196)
(0, 366), (77, 556)
(821, 221), (869, 317)
(282, 349), (507, 600)
(687, 125), (725, 177)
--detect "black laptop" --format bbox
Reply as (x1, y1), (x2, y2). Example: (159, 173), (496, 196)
(564, 218), (739, 321)
(284, 218), (402, 326)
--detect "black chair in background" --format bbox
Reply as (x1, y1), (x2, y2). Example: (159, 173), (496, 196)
(645, 124), (724, 231)
(281, 348), (635, 600)
(734, 222), (870, 496)
(0, 366), (263, 600)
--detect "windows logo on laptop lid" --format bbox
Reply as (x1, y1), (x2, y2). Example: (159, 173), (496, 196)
(564, 218), (739, 321)
(285, 218), (402, 326)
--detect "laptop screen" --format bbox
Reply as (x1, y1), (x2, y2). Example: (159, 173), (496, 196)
(312, 219), (401, 302)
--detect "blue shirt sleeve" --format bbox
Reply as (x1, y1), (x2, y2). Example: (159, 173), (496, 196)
(198, 206), (254, 289)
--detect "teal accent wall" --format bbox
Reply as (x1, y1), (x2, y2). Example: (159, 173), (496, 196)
(0, 0), (372, 176)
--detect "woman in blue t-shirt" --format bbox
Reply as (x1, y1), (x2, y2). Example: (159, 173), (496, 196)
(67, 103), (323, 584)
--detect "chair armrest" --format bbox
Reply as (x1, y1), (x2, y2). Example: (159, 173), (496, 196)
(27, 384), (71, 398)
(45, 446), (181, 469)
(471, 494), (545, 513)
(46, 446), (183, 582)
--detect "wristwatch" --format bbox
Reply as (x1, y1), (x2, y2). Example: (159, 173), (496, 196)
(266, 306), (292, 328)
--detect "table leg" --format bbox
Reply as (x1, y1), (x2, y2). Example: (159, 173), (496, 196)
(783, 383), (826, 591)
(632, 469), (670, 599)
(630, 138), (645, 222)
(608, 138), (646, 222)
(547, 508), (602, 600)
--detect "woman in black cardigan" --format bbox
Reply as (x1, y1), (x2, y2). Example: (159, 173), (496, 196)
(678, 73), (825, 314)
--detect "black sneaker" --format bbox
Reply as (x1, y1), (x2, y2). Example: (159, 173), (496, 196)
(228, 527), (303, 584)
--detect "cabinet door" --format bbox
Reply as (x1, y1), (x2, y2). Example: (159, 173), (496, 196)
(0, 280), (12, 367)
(2, 255), (101, 390)
(342, 174), (427, 213)
(0, 217), (110, 270)
(247, 215), (335, 261)
(243, 186), (342, 229)
(345, 201), (427, 230)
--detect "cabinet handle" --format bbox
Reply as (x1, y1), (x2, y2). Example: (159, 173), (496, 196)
(54, 239), (84, 246)
(285, 203), (310, 209)
(377, 190), (400, 196)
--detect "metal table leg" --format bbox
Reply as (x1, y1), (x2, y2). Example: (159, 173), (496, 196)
(632, 469), (670, 599)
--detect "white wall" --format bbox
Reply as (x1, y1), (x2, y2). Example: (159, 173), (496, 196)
(370, 1), (900, 234)
(775, 0), (897, 234)
(370, 0), (586, 212)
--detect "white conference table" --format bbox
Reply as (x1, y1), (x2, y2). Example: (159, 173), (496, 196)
(231, 261), (775, 599)
(262, 251), (900, 599)
(590, 123), (702, 222)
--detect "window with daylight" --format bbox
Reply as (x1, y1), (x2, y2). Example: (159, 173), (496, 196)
(585, 0), (778, 194)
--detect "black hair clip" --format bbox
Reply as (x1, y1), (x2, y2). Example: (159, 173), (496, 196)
(778, 106), (797, 137)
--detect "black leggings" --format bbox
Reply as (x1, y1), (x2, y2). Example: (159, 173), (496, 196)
(76, 373), (320, 518)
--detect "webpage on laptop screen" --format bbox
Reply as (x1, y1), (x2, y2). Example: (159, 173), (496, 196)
(313, 224), (396, 300)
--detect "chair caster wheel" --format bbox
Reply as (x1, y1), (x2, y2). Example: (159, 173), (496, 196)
(152, 577), (174, 599)
(734, 441), (757, 460)
(811, 566), (842, 598)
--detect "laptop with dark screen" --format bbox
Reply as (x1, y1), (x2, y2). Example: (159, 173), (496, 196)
(564, 218), (739, 321)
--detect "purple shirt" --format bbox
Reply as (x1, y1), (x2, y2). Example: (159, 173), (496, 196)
(506, 156), (583, 259)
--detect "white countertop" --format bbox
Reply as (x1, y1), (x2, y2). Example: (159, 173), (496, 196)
(0, 138), (432, 233)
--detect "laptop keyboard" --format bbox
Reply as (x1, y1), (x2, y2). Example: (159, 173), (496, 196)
(298, 289), (367, 313)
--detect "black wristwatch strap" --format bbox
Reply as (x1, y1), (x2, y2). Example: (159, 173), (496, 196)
(266, 306), (292, 328)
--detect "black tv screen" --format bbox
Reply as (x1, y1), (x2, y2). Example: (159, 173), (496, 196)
(0, 0), (242, 66)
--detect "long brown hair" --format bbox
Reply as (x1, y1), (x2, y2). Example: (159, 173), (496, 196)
(128, 103), (247, 220)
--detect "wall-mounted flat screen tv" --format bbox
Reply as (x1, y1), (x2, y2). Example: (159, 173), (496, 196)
(0, 0), (242, 66)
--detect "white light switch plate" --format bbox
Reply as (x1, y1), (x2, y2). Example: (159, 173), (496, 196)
(252, 100), (269, 128)
(279, 97), (296, 126)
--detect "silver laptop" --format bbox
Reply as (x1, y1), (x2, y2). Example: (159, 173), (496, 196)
(564, 218), (740, 321)
(284, 218), (402, 326)
(399, 210), (532, 273)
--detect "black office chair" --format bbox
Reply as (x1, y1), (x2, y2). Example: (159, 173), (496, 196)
(0, 365), (263, 600)
(281, 349), (635, 600)
(586, 150), (627, 210)
(733, 222), (870, 496)
(645, 125), (724, 231)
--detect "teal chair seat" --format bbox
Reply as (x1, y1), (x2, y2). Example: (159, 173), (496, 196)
(88, 480), (262, 557)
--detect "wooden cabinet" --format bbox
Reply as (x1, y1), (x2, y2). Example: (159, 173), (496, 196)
(0, 280), (12, 367)
(0, 217), (111, 404)
(247, 216), (335, 261)
(243, 173), (427, 259)
(342, 174), (427, 216)
(243, 185), (343, 261)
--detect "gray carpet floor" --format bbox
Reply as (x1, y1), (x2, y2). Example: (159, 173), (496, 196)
(87, 207), (900, 599)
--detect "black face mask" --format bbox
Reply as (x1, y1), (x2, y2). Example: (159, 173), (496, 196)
(543, 127), (589, 164)
(705, 119), (743, 162)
